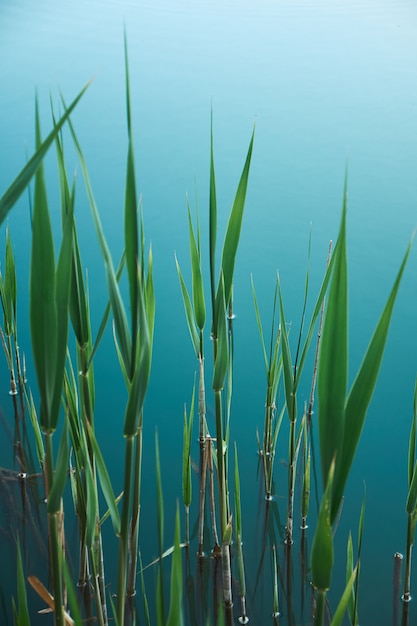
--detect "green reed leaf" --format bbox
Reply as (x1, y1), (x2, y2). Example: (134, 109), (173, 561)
(0, 81), (89, 224)
(88, 251), (126, 368)
(30, 101), (58, 431)
(188, 200), (206, 332)
(63, 561), (83, 626)
(295, 239), (336, 393)
(14, 540), (30, 626)
(124, 136), (139, 374)
(81, 428), (97, 550)
(53, 125), (89, 348)
(333, 234), (412, 521)
(330, 565), (358, 626)
(123, 283), (152, 437)
(86, 421), (121, 536)
(50, 194), (74, 431)
(166, 505), (184, 626)
(47, 421), (69, 514)
(346, 532), (355, 624)
(182, 380), (195, 509)
(175, 254), (200, 357)
(212, 275), (228, 392)
(64, 104), (132, 374)
(317, 183), (348, 493)
(278, 281), (296, 424)
(311, 458), (335, 592)
(4, 227), (17, 335)
(251, 274), (269, 373)
(209, 112), (217, 331)
(219, 127), (255, 312)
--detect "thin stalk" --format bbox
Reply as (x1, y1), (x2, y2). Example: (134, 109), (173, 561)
(393, 552), (403, 626)
(45, 432), (64, 626)
(198, 441), (209, 556)
(128, 423), (143, 596)
(286, 413), (296, 545)
(403, 515), (413, 602)
(116, 434), (135, 625)
(215, 389), (227, 538)
(221, 518), (233, 608)
(208, 438), (221, 553)
(314, 589), (326, 626)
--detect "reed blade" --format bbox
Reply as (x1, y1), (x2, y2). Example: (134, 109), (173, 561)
(334, 233), (413, 521)
(0, 81), (89, 223)
(317, 182), (348, 501)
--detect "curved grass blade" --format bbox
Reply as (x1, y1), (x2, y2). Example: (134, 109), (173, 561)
(86, 421), (121, 536)
(218, 127), (255, 311)
(187, 199), (205, 332)
(166, 505), (184, 626)
(0, 80), (90, 224)
(212, 274), (228, 392)
(330, 565), (358, 626)
(311, 458), (335, 592)
(175, 254), (200, 357)
(333, 234), (413, 520)
(317, 184), (348, 493)
(209, 111), (217, 329)
(14, 539), (30, 626)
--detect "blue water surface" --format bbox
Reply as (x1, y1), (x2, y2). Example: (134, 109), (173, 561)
(1, 0), (417, 624)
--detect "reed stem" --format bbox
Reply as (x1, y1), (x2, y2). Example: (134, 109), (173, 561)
(403, 515), (413, 602)
(45, 432), (64, 626)
(116, 434), (135, 625)
(314, 589), (326, 626)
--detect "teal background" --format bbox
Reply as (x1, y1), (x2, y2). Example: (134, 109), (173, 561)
(1, 0), (417, 623)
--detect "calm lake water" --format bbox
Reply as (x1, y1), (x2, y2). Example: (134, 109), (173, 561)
(1, 0), (417, 624)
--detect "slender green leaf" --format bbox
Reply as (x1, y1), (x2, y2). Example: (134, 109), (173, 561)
(318, 183), (348, 491)
(251, 274), (269, 373)
(166, 505), (184, 626)
(50, 194), (74, 431)
(278, 281), (296, 424)
(182, 380), (195, 509)
(219, 127), (255, 310)
(311, 459), (335, 591)
(333, 234), (412, 521)
(209, 112), (217, 331)
(0, 80), (90, 223)
(187, 200), (206, 331)
(212, 275), (228, 392)
(47, 422), (69, 514)
(330, 565), (358, 626)
(14, 540), (30, 626)
(86, 421), (121, 535)
(295, 239), (336, 393)
(30, 100), (57, 431)
(175, 254), (200, 357)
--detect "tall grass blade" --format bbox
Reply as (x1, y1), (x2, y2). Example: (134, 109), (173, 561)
(333, 234), (413, 520)
(317, 183), (348, 494)
(0, 81), (89, 223)
(14, 540), (30, 626)
(187, 200), (206, 333)
(311, 459), (335, 592)
(218, 127), (254, 312)
(209, 112), (217, 328)
(175, 254), (200, 357)
(330, 565), (358, 626)
(166, 505), (184, 626)
(86, 422), (121, 536)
